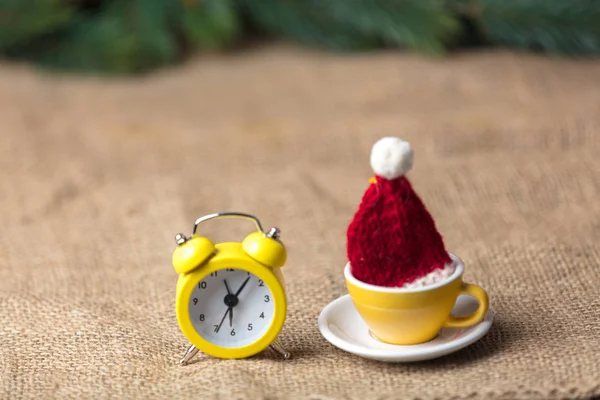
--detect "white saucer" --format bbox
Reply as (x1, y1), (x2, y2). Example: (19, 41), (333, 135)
(318, 294), (493, 362)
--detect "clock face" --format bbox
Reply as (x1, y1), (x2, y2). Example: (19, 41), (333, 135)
(188, 268), (275, 348)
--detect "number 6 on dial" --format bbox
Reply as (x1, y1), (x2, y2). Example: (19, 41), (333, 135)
(172, 212), (290, 364)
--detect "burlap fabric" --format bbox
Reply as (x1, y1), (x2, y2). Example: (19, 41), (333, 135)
(1, 46), (599, 400)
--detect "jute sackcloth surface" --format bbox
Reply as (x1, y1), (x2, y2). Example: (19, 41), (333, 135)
(1, 45), (599, 399)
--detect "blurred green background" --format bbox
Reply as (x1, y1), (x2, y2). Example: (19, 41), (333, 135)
(1, 0), (600, 74)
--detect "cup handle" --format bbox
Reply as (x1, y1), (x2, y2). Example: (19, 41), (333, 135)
(443, 283), (489, 329)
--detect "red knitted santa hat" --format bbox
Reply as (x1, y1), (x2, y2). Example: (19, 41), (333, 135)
(347, 137), (451, 288)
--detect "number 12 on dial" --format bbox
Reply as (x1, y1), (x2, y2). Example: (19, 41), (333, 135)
(172, 213), (290, 363)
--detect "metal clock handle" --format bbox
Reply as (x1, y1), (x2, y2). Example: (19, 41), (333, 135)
(192, 212), (265, 236)
(176, 212), (281, 246)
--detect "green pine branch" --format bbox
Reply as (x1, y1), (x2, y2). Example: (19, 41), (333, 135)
(325, 0), (460, 53)
(183, 0), (240, 50)
(0, 0), (73, 51)
(6, 0), (182, 73)
(4, 0), (240, 74)
(1, 0), (600, 74)
(238, 0), (380, 50)
(239, 0), (460, 53)
(462, 0), (600, 55)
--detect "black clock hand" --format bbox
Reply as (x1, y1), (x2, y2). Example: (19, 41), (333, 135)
(216, 307), (231, 333)
(221, 277), (251, 330)
(234, 276), (251, 297)
(227, 277), (250, 328)
(224, 279), (234, 326)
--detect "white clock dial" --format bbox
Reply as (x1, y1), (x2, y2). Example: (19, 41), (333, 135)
(188, 268), (275, 348)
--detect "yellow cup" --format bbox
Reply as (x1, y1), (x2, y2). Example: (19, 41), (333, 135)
(345, 253), (489, 345)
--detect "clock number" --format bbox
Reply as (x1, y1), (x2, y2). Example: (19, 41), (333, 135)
(247, 271), (251, 276)
(258, 279), (264, 287)
(227, 268), (234, 272)
(247, 323), (253, 331)
(192, 298), (198, 305)
(259, 312), (265, 319)
(213, 325), (219, 333)
(264, 295), (270, 303)
(230, 329), (236, 336)
(210, 271), (218, 277)
(199, 314), (205, 321)
(199, 281), (207, 289)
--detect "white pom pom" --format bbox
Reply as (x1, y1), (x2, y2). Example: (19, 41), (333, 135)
(370, 137), (414, 180)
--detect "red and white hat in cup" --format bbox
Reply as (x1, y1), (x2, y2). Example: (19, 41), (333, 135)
(346, 137), (455, 288)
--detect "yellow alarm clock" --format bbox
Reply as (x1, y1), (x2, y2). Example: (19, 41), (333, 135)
(172, 212), (290, 364)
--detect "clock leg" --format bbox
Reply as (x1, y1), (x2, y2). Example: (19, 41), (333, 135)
(179, 344), (200, 365)
(269, 339), (291, 359)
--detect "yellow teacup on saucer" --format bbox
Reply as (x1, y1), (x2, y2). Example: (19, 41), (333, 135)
(345, 253), (489, 345)
(317, 293), (492, 362)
